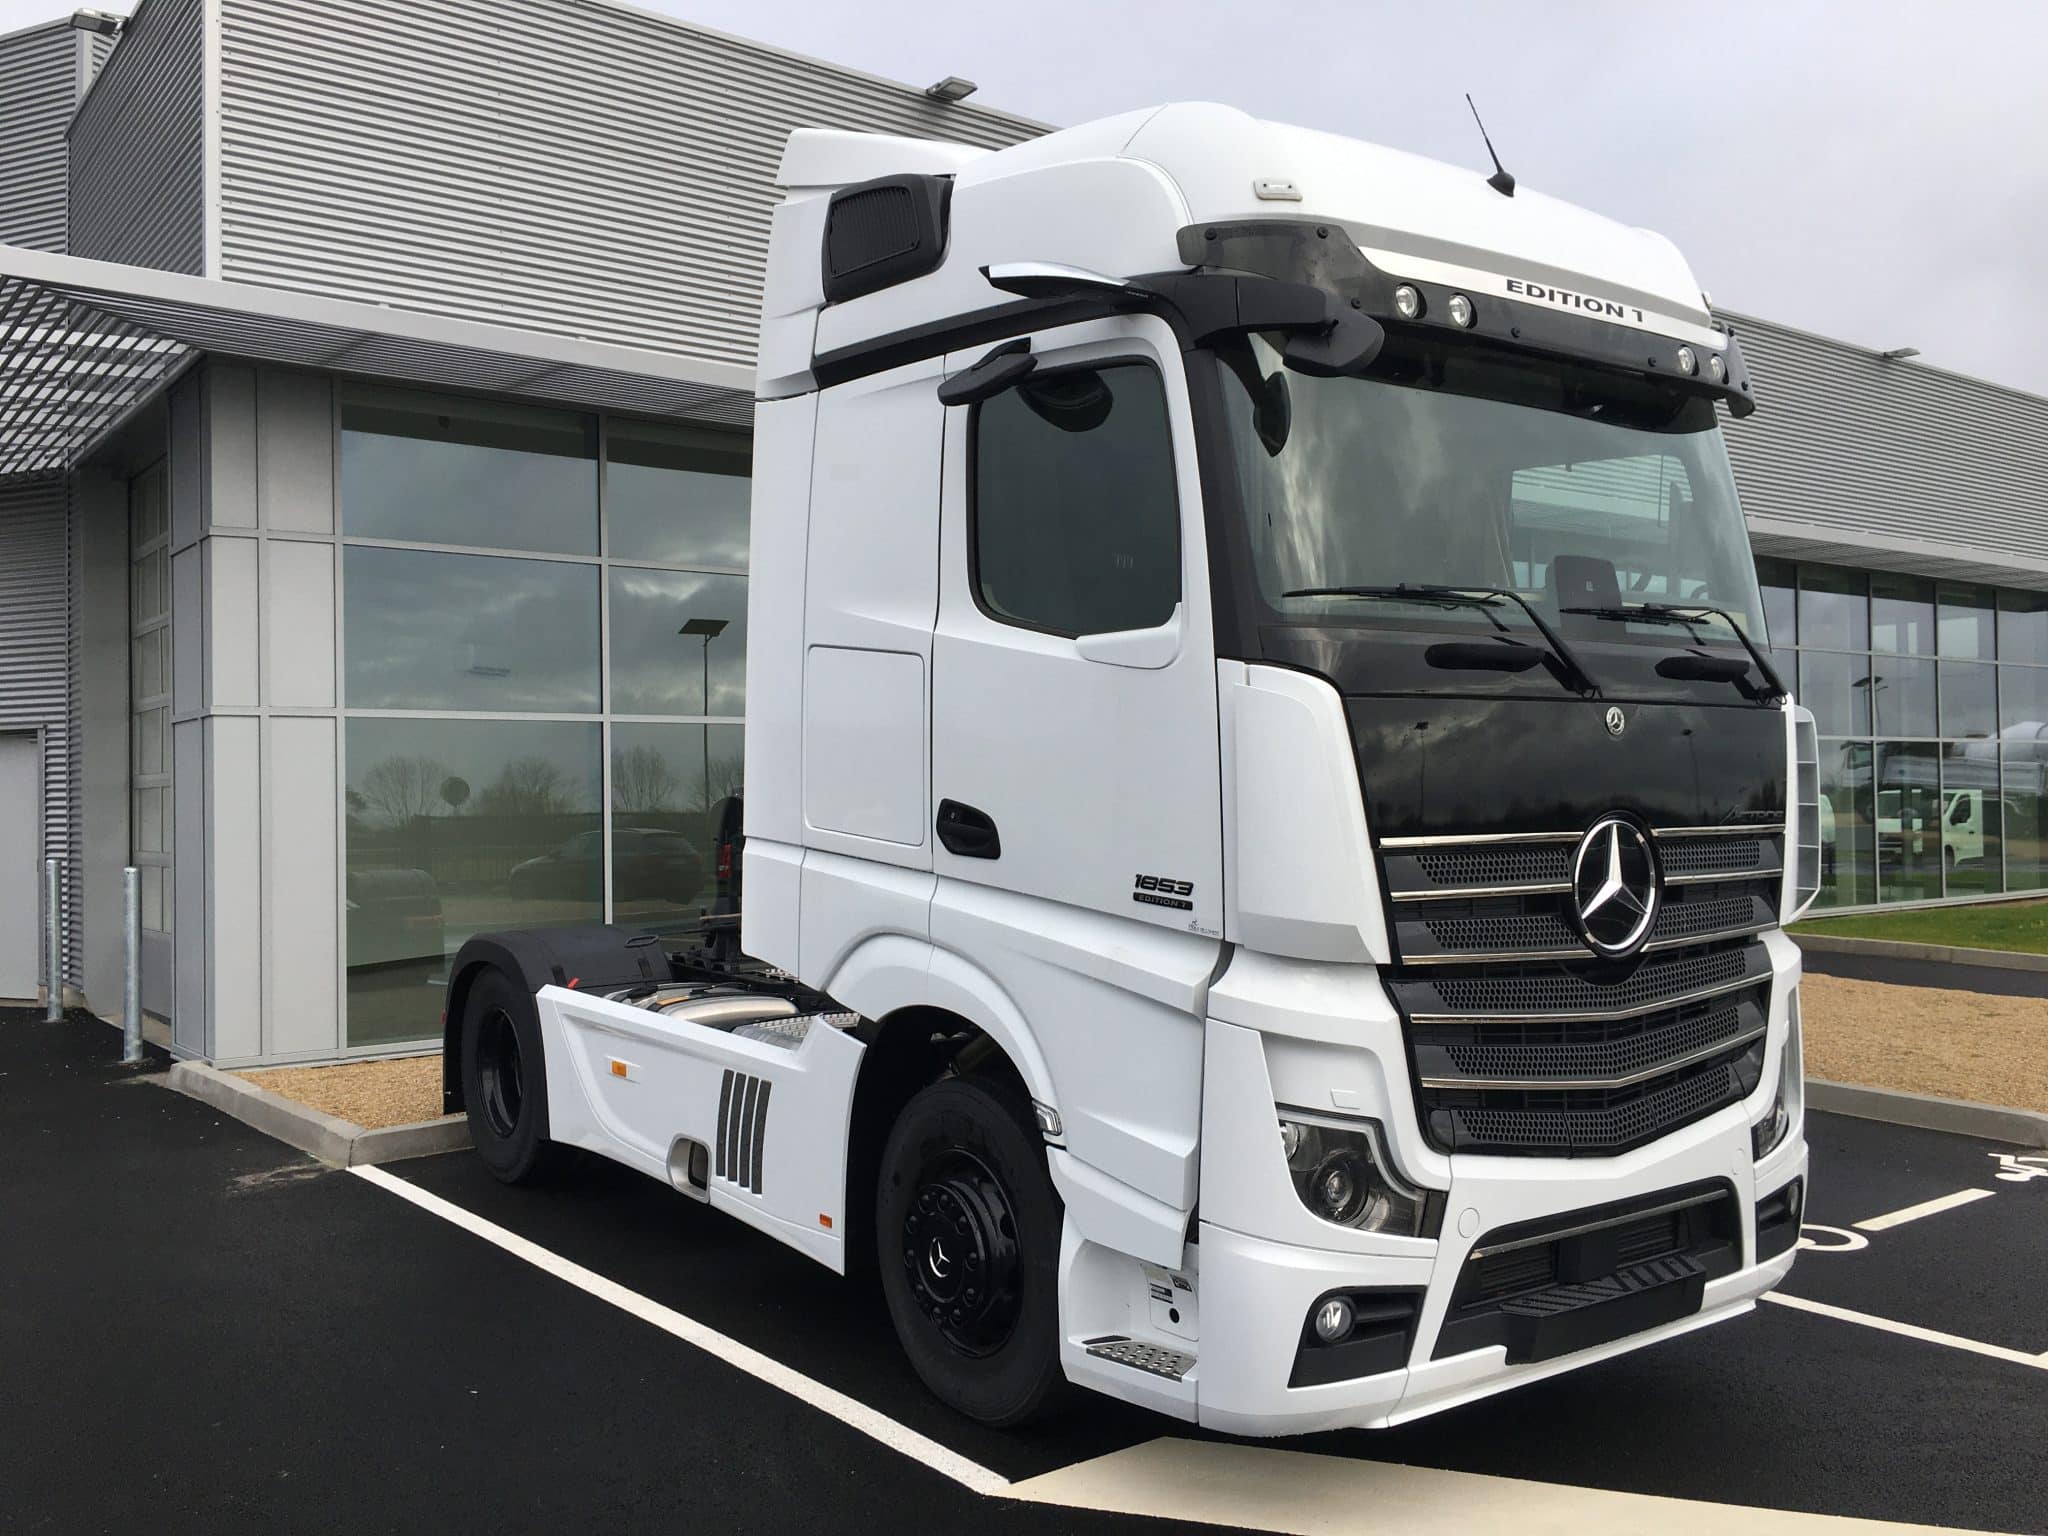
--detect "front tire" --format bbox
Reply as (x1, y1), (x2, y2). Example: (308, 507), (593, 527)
(459, 968), (554, 1185)
(876, 1076), (1064, 1426)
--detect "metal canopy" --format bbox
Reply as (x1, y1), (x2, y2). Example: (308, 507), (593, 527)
(0, 244), (755, 479)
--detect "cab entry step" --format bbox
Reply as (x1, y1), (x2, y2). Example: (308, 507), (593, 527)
(1498, 1252), (1707, 1364)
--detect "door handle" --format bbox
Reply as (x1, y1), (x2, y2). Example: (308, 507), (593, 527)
(936, 800), (1001, 860)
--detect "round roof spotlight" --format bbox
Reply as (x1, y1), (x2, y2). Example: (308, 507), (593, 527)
(1676, 345), (1698, 376)
(1392, 283), (1424, 321)
(1707, 352), (1728, 383)
(1446, 293), (1476, 329)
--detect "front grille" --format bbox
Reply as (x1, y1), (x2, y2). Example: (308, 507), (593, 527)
(1381, 822), (1781, 1156)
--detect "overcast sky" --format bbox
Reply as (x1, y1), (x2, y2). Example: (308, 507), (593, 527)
(7, 0), (2043, 395)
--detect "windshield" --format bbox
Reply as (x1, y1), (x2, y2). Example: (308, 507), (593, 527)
(1214, 334), (1764, 641)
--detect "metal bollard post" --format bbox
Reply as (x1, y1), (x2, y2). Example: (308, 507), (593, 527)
(43, 857), (62, 1022)
(123, 867), (144, 1064)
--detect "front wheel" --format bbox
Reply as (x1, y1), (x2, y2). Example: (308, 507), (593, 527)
(875, 1076), (1064, 1426)
(459, 968), (554, 1185)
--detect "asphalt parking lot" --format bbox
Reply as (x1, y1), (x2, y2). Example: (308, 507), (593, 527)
(4, 1010), (2044, 1535)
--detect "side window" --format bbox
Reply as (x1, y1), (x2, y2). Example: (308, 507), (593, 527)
(972, 361), (1180, 636)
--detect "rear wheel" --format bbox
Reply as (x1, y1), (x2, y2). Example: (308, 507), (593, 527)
(876, 1076), (1064, 1426)
(460, 968), (553, 1185)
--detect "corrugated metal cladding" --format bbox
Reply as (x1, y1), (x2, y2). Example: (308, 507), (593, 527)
(68, 0), (207, 275)
(1722, 309), (2048, 580)
(0, 476), (76, 987)
(215, 0), (1045, 370)
(0, 22), (83, 252)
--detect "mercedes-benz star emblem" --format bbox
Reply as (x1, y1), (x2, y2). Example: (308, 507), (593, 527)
(926, 1237), (953, 1280)
(1571, 817), (1660, 957)
(1605, 705), (1627, 737)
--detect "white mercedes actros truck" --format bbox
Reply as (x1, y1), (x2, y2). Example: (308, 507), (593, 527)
(440, 103), (1822, 1435)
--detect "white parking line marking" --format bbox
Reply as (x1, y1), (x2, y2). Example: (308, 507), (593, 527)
(1764, 1292), (2048, 1371)
(1853, 1187), (1996, 1232)
(1009, 1438), (1998, 1534)
(349, 1165), (1011, 1496)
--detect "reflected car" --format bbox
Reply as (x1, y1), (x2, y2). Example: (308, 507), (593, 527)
(345, 866), (445, 969)
(508, 827), (704, 904)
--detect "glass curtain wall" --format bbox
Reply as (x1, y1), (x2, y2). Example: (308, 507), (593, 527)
(341, 388), (749, 1047)
(1758, 558), (2040, 910)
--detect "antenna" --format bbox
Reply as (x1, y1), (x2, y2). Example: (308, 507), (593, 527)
(1465, 94), (1516, 198)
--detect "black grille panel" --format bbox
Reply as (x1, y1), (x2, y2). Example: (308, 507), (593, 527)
(1411, 843), (1570, 890)
(1661, 835), (1773, 879)
(1414, 946), (1758, 1019)
(1416, 997), (1763, 1086)
(1400, 883), (1773, 963)
(1425, 1043), (1765, 1155)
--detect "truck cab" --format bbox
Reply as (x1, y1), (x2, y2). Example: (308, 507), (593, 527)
(443, 102), (1818, 1437)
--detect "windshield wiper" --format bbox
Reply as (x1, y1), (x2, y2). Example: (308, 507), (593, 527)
(1559, 602), (1788, 701)
(1284, 584), (1599, 697)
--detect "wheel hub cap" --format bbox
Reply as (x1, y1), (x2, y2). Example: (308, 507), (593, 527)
(901, 1152), (1021, 1356)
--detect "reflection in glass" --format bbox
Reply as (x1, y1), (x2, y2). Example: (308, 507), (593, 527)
(610, 723), (745, 937)
(340, 385), (598, 554)
(1797, 650), (1872, 737)
(1875, 741), (1942, 902)
(1939, 661), (1996, 739)
(1870, 657), (1936, 738)
(1999, 591), (2048, 666)
(1757, 557), (1796, 650)
(1870, 573), (1935, 655)
(608, 568), (748, 717)
(1940, 742), (2003, 895)
(1815, 739), (1874, 909)
(1938, 584), (1996, 660)
(345, 546), (600, 713)
(2001, 665), (2048, 734)
(345, 718), (602, 1046)
(607, 419), (751, 569)
(2003, 739), (2048, 892)
(1798, 565), (1866, 652)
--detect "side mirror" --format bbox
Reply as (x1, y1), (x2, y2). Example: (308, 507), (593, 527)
(937, 338), (1038, 408)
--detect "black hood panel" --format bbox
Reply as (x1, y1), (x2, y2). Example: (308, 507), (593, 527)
(1346, 694), (1786, 839)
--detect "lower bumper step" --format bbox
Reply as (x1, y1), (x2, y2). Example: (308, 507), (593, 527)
(1084, 1336), (1195, 1382)
(1498, 1252), (1707, 1364)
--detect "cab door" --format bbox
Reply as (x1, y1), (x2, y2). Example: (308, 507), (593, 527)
(930, 314), (1223, 939)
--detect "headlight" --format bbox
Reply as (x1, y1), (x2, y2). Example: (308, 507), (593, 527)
(1753, 990), (1804, 1160)
(1277, 1114), (1436, 1236)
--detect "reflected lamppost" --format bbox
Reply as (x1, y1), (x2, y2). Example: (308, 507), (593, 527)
(679, 616), (729, 814)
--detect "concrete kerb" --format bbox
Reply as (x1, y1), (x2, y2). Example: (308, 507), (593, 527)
(164, 1060), (470, 1167)
(1794, 932), (2048, 973)
(1808, 1078), (2048, 1149)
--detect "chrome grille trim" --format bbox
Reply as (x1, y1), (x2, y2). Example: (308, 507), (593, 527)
(1664, 867), (1779, 887)
(1418, 1023), (1768, 1091)
(1380, 831), (1583, 849)
(1652, 823), (1787, 838)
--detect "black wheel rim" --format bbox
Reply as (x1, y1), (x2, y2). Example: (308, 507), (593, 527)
(901, 1149), (1023, 1357)
(476, 1008), (524, 1141)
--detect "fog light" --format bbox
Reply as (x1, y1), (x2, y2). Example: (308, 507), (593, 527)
(1278, 1115), (1435, 1236)
(1707, 352), (1727, 383)
(1446, 293), (1475, 328)
(1313, 1296), (1355, 1343)
(1392, 283), (1423, 320)
(1676, 345), (1698, 375)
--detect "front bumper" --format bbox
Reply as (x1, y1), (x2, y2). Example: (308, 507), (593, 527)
(1190, 936), (1806, 1436)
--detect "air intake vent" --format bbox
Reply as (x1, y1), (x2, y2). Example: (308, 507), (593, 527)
(716, 1069), (772, 1194)
(822, 174), (952, 303)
